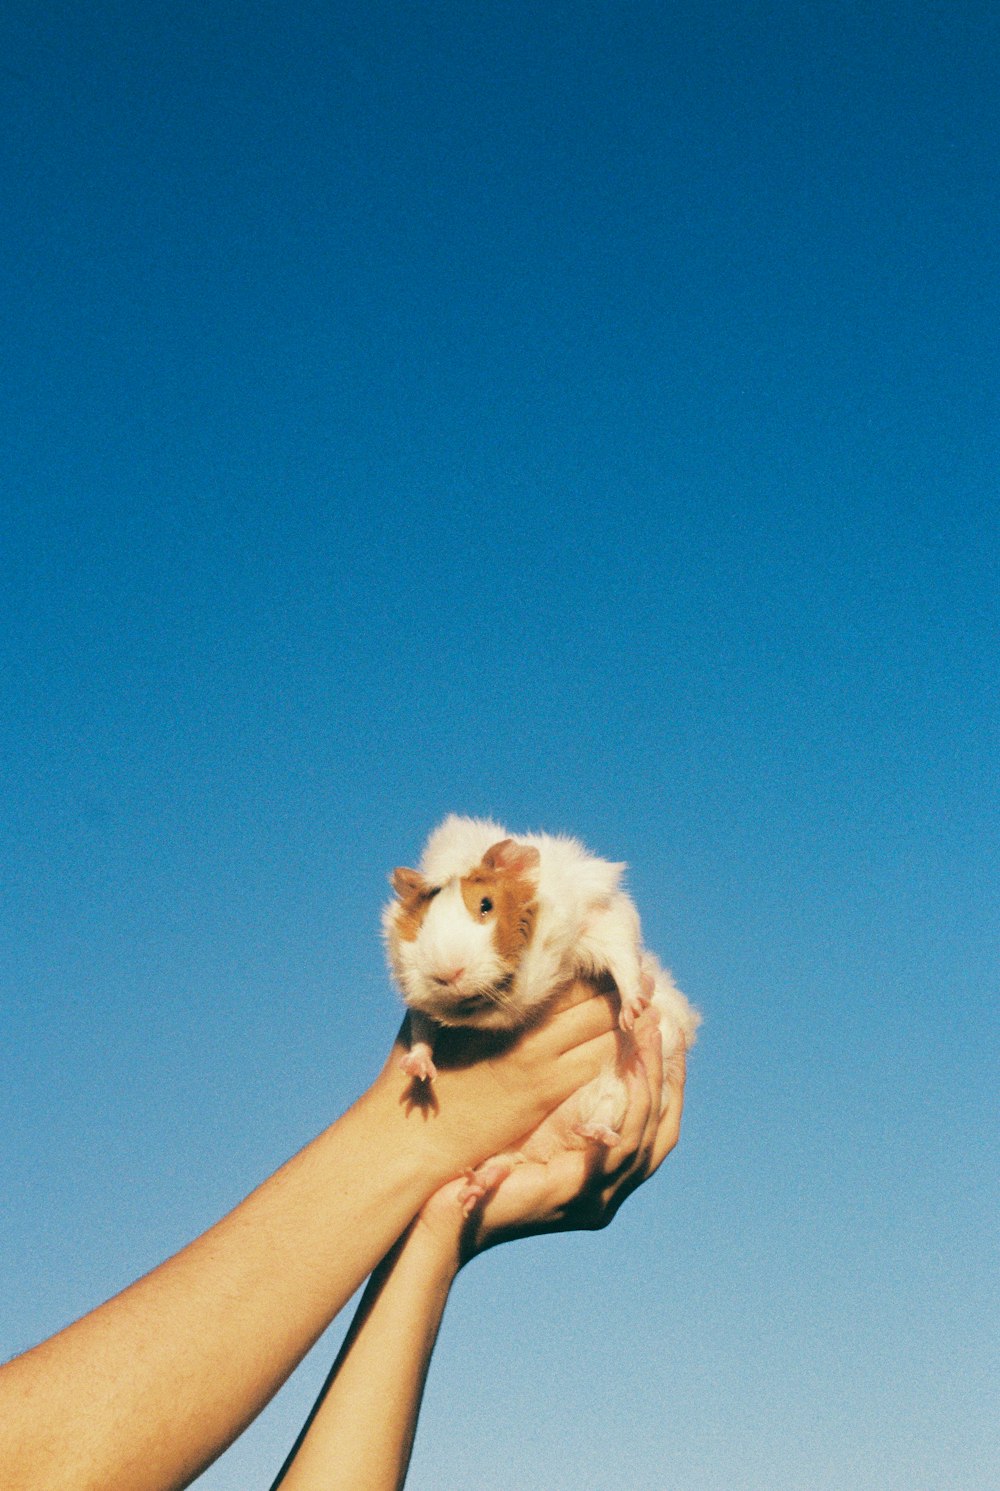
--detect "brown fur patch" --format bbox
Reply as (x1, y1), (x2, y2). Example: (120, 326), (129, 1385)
(495, 876), (537, 962)
(482, 838), (541, 876)
(460, 864), (537, 964)
(391, 867), (434, 943)
(458, 866), (497, 917)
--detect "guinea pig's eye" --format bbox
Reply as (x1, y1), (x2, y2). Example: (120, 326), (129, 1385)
(479, 897), (493, 916)
(426, 886), (441, 901)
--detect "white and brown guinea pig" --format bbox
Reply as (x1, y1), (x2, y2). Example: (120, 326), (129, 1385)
(457, 946), (698, 1211)
(382, 814), (700, 1114)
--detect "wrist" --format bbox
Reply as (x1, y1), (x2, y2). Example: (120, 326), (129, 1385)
(405, 1213), (464, 1283)
(356, 1056), (478, 1191)
(411, 1173), (485, 1277)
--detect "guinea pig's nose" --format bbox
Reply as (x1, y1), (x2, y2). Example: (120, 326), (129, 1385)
(436, 967), (465, 985)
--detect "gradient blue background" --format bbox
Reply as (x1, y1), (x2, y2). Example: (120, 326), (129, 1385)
(2, 4), (997, 1488)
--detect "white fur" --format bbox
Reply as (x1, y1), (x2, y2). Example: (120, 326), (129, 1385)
(385, 814), (645, 1029)
(574, 951), (701, 1139)
(383, 816), (701, 1158)
(419, 815), (507, 883)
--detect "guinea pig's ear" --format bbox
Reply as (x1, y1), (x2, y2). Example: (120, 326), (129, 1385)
(482, 839), (541, 879)
(391, 866), (429, 900)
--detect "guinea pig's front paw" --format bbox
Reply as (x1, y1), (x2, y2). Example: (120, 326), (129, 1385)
(617, 991), (648, 1032)
(399, 1044), (437, 1083)
(618, 967), (654, 1031)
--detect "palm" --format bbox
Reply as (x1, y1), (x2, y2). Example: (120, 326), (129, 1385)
(418, 1019), (685, 1261)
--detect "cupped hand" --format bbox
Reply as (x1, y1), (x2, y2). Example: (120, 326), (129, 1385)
(416, 1007), (686, 1265)
(369, 983), (622, 1180)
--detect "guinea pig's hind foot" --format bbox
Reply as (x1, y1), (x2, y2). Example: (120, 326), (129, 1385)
(458, 1157), (515, 1216)
(399, 1044), (437, 1083)
(573, 1120), (620, 1147)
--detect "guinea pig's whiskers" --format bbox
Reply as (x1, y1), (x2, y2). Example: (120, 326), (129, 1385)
(487, 975), (520, 1017)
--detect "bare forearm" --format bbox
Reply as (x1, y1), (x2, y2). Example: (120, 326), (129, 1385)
(270, 1002), (688, 1491)
(0, 995), (618, 1491)
(0, 1091), (456, 1491)
(272, 1222), (461, 1491)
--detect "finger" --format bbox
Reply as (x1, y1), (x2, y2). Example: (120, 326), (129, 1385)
(542, 987), (618, 1055)
(474, 1160), (563, 1238)
(476, 1149), (594, 1247)
(649, 1045), (686, 1170)
(536, 1146), (599, 1212)
(550, 1026), (621, 1101)
(547, 1142), (614, 1234)
(608, 1043), (654, 1162)
(632, 1008), (665, 1164)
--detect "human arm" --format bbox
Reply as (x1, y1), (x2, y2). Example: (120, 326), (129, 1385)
(270, 1008), (685, 1491)
(267, 1218), (457, 1491)
(0, 993), (619, 1491)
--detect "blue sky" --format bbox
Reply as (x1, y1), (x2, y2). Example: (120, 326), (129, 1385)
(2, 3), (997, 1488)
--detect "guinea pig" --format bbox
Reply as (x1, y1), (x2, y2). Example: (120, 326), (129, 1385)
(382, 815), (700, 1168)
(383, 814), (651, 1079)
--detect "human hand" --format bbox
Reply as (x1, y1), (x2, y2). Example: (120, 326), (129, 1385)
(415, 1006), (685, 1266)
(364, 983), (622, 1183)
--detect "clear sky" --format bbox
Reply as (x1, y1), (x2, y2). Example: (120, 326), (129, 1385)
(2, 3), (997, 1488)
